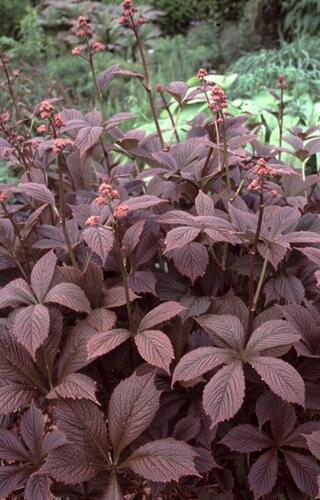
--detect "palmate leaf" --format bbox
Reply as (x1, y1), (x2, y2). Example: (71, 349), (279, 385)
(138, 301), (185, 332)
(246, 320), (301, 354)
(108, 370), (161, 459)
(44, 283), (90, 313)
(196, 314), (245, 349)
(24, 475), (52, 500)
(18, 182), (55, 206)
(30, 250), (57, 303)
(0, 428), (30, 461)
(172, 346), (233, 385)
(249, 357), (305, 406)
(13, 304), (50, 359)
(75, 125), (103, 154)
(0, 383), (37, 415)
(248, 449), (278, 499)
(87, 329), (131, 359)
(128, 270), (157, 296)
(124, 438), (199, 482)
(102, 471), (124, 500)
(124, 195), (167, 212)
(54, 400), (109, 460)
(83, 226), (114, 264)
(165, 226), (201, 252)
(304, 430), (320, 460)
(203, 362), (245, 427)
(195, 191), (215, 216)
(0, 278), (36, 309)
(221, 424), (274, 453)
(20, 401), (44, 462)
(134, 329), (174, 374)
(47, 373), (98, 404)
(0, 330), (40, 385)
(0, 465), (30, 498)
(285, 450), (320, 497)
(172, 417), (200, 442)
(40, 444), (104, 484)
(168, 242), (209, 284)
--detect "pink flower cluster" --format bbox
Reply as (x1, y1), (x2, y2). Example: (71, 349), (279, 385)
(209, 85), (228, 114)
(197, 68), (208, 80)
(248, 159), (276, 192)
(118, 0), (146, 29)
(113, 205), (129, 220)
(277, 74), (288, 90)
(52, 138), (73, 154)
(39, 101), (54, 119)
(86, 215), (102, 226)
(76, 16), (92, 38)
(96, 181), (120, 205)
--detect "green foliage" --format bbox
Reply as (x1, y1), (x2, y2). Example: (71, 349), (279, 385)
(283, 0), (320, 37)
(150, 0), (244, 35)
(229, 37), (320, 98)
(0, 0), (30, 38)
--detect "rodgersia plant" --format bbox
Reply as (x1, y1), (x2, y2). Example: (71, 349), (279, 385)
(0, 2), (320, 499)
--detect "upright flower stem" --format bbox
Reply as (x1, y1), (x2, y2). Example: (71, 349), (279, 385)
(221, 111), (231, 189)
(131, 17), (164, 148)
(57, 154), (79, 269)
(159, 91), (180, 143)
(246, 188), (265, 339)
(278, 87), (284, 160)
(0, 54), (20, 121)
(86, 39), (104, 119)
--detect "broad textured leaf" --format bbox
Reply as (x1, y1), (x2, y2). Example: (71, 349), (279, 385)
(13, 304), (50, 359)
(0, 428), (30, 461)
(172, 417), (200, 442)
(172, 346), (232, 385)
(134, 329), (174, 373)
(87, 328), (131, 359)
(138, 301), (185, 332)
(31, 250), (57, 302)
(19, 182), (55, 205)
(25, 475), (52, 500)
(83, 226), (114, 264)
(20, 401), (44, 461)
(123, 220), (145, 254)
(0, 332), (40, 385)
(246, 320), (300, 354)
(248, 449), (278, 499)
(103, 286), (139, 308)
(0, 383), (36, 415)
(128, 271), (157, 295)
(250, 356), (305, 406)
(0, 465), (30, 498)
(0, 278), (35, 309)
(108, 371), (161, 458)
(102, 471), (124, 500)
(221, 424), (274, 452)
(196, 314), (245, 349)
(195, 191), (215, 216)
(264, 275), (305, 305)
(75, 125), (103, 153)
(54, 400), (109, 460)
(124, 438), (199, 482)
(165, 226), (201, 251)
(47, 373), (98, 403)
(44, 283), (90, 313)
(40, 444), (103, 484)
(304, 431), (320, 460)
(203, 362), (245, 426)
(124, 195), (166, 211)
(285, 450), (320, 497)
(169, 242), (209, 284)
